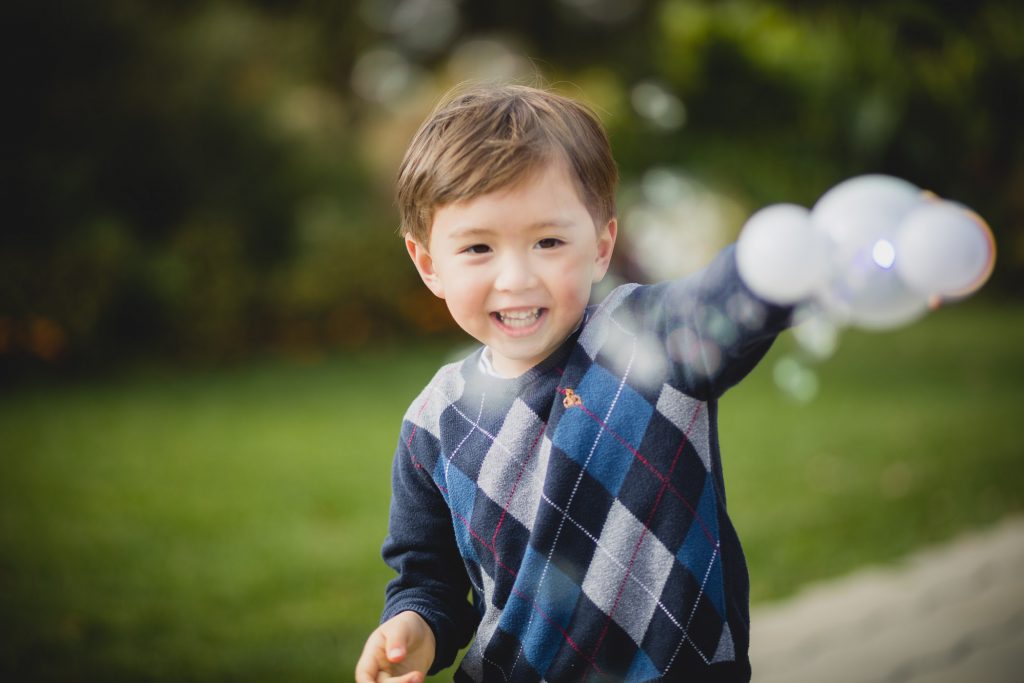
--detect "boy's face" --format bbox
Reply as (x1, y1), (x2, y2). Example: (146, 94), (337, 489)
(407, 160), (617, 378)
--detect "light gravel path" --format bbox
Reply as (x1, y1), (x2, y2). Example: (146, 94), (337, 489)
(750, 516), (1024, 683)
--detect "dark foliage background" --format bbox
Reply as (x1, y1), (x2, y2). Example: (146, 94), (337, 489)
(4, 0), (1022, 376)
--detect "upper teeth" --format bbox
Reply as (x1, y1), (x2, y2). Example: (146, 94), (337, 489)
(499, 309), (540, 326)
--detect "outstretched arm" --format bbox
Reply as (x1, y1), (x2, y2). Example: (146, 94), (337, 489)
(624, 244), (794, 399)
(355, 610), (436, 683)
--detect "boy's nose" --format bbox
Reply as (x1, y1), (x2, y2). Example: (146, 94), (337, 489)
(493, 254), (539, 292)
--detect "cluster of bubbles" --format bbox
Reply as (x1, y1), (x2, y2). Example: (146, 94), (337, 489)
(357, 0), (460, 56)
(736, 174), (996, 400)
(621, 167), (741, 283)
(350, 0), (651, 113)
(351, 37), (536, 112)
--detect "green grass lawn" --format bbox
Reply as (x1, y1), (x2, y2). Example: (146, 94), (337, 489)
(1, 303), (1021, 682)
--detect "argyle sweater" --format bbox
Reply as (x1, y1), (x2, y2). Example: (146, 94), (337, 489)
(381, 246), (792, 682)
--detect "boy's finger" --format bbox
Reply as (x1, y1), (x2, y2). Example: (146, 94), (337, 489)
(354, 654), (378, 683)
(379, 619), (413, 662)
(384, 672), (424, 683)
(354, 630), (387, 683)
(353, 653), (377, 683)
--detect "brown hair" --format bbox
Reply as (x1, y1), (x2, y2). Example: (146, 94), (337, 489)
(396, 83), (618, 245)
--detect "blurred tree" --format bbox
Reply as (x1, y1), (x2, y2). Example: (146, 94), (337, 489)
(2, 0), (1020, 377)
(1, 0), (400, 374)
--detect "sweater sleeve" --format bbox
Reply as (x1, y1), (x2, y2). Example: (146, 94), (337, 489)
(624, 244), (794, 400)
(380, 419), (480, 674)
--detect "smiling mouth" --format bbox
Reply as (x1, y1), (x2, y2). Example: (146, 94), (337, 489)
(493, 308), (545, 329)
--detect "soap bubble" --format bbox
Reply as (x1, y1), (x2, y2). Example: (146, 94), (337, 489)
(623, 167), (735, 280)
(630, 333), (671, 391)
(631, 80), (687, 131)
(560, 0), (642, 24)
(871, 239), (896, 269)
(359, 0), (459, 55)
(667, 326), (721, 378)
(725, 292), (767, 331)
(736, 203), (829, 305)
(773, 356), (819, 403)
(895, 200), (996, 298)
(812, 175), (924, 253)
(350, 47), (425, 106)
(811, 175), (931, 330)
(815, 254), (931, 329)
(448, 38), (535, 83)
(389, 0), (459, 54)
(790, 305), (840, 359)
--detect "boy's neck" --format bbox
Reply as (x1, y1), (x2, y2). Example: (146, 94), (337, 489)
(479, 314), (587, 379)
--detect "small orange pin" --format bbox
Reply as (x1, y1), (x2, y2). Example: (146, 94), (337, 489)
(562, 388), (583, 409)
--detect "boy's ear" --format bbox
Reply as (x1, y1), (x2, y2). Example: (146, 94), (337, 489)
(593, 217), (618, 282)
(405, 237), (446, 299)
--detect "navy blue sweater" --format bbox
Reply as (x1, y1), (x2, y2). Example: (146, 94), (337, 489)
(381, 246), (791, 681)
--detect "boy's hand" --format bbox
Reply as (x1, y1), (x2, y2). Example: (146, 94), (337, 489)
(355, 610), (436, 683)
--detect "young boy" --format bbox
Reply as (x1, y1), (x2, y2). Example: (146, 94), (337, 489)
(356, 84), (791, 683)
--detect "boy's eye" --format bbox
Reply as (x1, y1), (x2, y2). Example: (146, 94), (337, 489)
(462, 244), (491, 255)
(536, 238), (564, 249)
